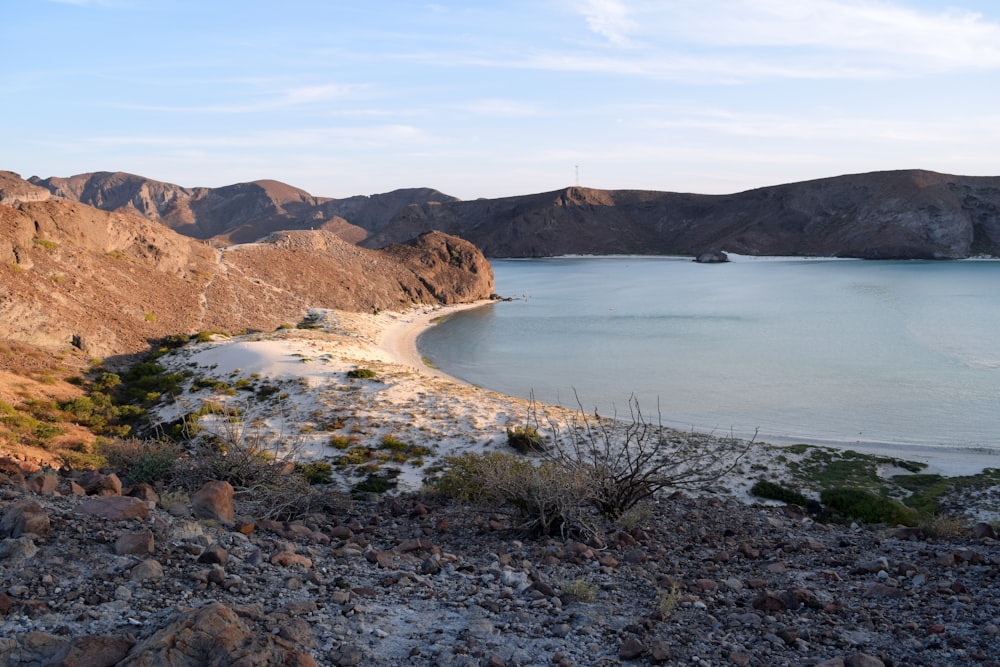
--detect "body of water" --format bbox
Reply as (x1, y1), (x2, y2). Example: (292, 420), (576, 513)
(418, 256), (1000, 455)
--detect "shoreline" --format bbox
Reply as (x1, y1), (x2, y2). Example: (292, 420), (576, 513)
(376, 300), (492, 383)
(384, 303), (1000, 480)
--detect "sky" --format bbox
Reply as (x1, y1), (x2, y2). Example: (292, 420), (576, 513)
(4, 0), (1000, 200)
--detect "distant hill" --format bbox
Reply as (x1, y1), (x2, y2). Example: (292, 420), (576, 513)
(360, 170), (1000, 259)
(19, 168), (1000, 259)
(0, 188), (493, 359)
(24, 171), (458, 246)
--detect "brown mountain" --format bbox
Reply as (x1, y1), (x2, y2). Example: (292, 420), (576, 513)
(27, 171), (458, 246)
(0, 190), (493, 361)
(361, 170), (1000, 259)
(26, 169), (1000, 259)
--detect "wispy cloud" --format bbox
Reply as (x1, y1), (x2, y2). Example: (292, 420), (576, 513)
(81, 124), (436, 149)
(560, 0), (1000, 79)
(460, 99), (539, 117)
(119, 83), (362, 114)
(579, 0), (637, 46)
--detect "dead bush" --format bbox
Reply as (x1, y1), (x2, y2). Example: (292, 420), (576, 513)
(542, 393), (754, 519)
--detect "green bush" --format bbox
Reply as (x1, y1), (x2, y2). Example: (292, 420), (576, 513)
(506, 424), (545, 453)
(297, 461), (334, 485)
(99, 437), (181, 484)
(346, 368), (378, 380)
(820, 487), (918, 526)
(750, 480), (811, 506)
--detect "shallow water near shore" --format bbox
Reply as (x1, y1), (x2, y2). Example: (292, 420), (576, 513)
(418, 256), (1000, 465)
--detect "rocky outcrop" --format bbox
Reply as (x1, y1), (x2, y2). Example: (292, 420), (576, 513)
(381, 231), (495, 304)
(694, 250), (729, 263)
(0, 171), (52, 206)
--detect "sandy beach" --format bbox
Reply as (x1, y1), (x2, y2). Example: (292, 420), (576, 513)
(152, 302), (1000, 506)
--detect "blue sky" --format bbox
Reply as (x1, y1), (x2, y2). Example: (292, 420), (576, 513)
(4, 1), (1000, 199)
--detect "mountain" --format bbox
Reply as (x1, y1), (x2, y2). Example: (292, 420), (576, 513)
(22, 169), (1000, 259)
(360, 170), (1000, 259)
(0, 190), (493, 360)
(26, 171), (457, 246)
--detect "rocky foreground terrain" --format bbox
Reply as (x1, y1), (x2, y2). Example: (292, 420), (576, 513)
(2, 464), (999, 667)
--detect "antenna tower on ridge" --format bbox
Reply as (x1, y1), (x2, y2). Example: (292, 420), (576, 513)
(575, 165), (579, 187)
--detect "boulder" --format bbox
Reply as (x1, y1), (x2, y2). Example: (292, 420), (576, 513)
(119, 601), (316, 667)
(114, 530), (155, 555)
(0, 498), (50, 538)
(191, 480), (235, 524)
(44, 634), (134, 667)
(75, 496), (150, 521)
(78, 470), (123, 496)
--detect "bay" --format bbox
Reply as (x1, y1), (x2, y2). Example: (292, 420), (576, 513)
(418, 256), (1000, 456)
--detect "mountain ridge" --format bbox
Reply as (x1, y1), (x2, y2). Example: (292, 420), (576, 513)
(15, 168), (1000, 259)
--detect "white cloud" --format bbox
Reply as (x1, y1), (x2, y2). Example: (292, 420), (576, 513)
(561, 0), (1000, 79)
(579, 0), (637, 46)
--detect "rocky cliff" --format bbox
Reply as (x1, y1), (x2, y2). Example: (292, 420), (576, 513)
(0, 195), (493, 359)
(25, 169), (1000, 259)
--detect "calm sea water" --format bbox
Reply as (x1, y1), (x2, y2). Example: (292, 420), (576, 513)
(418, 256), (1000, 454)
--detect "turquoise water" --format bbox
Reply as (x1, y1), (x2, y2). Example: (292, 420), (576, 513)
(418, 256), (1000, 453)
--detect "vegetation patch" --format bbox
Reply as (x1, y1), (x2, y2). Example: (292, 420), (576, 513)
(750, 480), (811, 507)
(347, 368), (378, 380)
(506, 424), (546, 453)
(819, 487), (919, 526)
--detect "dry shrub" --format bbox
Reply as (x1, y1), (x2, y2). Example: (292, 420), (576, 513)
(172, 401), (345, 520)
(540, 393), (754, 519)
(98, 437), (181, 484)
(432, 451), (595, 537)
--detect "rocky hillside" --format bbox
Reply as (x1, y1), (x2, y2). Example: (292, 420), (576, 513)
(21, 169), (1000, 259)
(362, 171), (1000, 259)
(24, 171), (457, 246)
(2, 467), (999, 666)
(0, 196), (493, 360)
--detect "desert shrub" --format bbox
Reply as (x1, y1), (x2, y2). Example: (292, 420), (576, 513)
(329, 435), (352, 450)
(919, 515), (969, 539)
(353, 473), (396, 495)
(170, 402), (345, 520)
(820, 488), (918, 526)
(561, 579), (598, 602)
(99, 437), (181, 484)
(347, 368), (378, 380)
(750, 480), (811, 506)
(543, 394), (753, 519)
(506, 424), (546, 453)
(336, 447), (374, 466)
(297, 461), (334, 485)
(432, 451), (595, 537)
(655, 587), (681, 620)
(160, 333), (191, 348)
